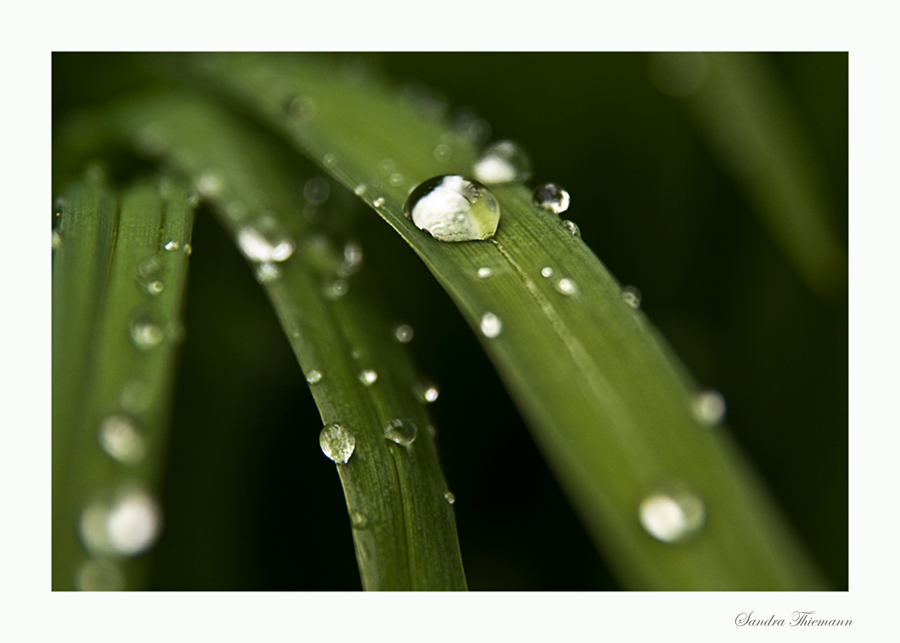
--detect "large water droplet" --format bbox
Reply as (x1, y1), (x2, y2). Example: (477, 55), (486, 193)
(413, 378), (440, 403)
(394, 324), (414, 343)
(98, 415), (146, 465)
(130, 314), (164, 350)
(473, 140), (532, 184)
(236, 217), (296, 263)
(692, 390), (726, 426)
(405, 175), (500, 242)
(75, 558), (125, 591)
(480, 312), (503, 338)
(533, 183), (571, 214)
(621, 285), (642, 309)
(639, 487), (706, 544)
(359, 369), (378, 386)
(383, 418), (417, 446)
(319, 423), (356, 464)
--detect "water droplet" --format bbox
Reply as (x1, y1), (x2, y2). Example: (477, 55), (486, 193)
(337, 241), (363, 277)
(52, 229), (63, 250)
(75, 558), (125, 591)
(319, 423), (356, 464)
(639, 486), (706, 544)
(541, 266), (554, 278)
(106, 490), (163, 556)
(323, 153), (337, 168)
(359, 369), (378, 386)
(622, 285), (642, 309)
(163, 240), (180, 251)
(561, 220), (581, 237)
(477, 267), (492, 279)
(255, 262), (281, 283)
(304, 176), (331, 205)
(324, 278), (349, 300)
(394, 324), (414, 343)
(98, 415), (146, 465)
(354, 184), (367, 196)
(306, 369), (323, 384)
(195, 171), (223, 198)
(119, 380), (151, 415)
(405, 175), (500, 243)
(146, 280), (165, 296)
(480, 312), (503, 338)
(236, 217), (295, 263)
(286, 94), (316, 120)
(533, 183), (571, 214)
(373, 197), (385, 208)
(692, 390), (726, 426)
(473, 140), (532, 185)
(444, 491), (456, 505)
(433, 142), (452, 161)
(350, 511), (368, 529)
(413, 379), (440, 404)
(130, 314), (164, 350)
(389, 173), (404, 187)
(556, 278), (578, 296)
(383, 418), (417, 446)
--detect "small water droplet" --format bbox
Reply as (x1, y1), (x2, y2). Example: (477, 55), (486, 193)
(477, 267), (492, 279)
(621, 285), (642, 309)
(306, 369), (323, 384)
(383, 418), (417, 446)
(561, 220), (581, 237)
(319, 423), (356, 464)
(359, 369), (378, 386)
(692, 390), (726, 426)
(354, 184), (367, 196)
(541, 266), (554, 278)
(146, 280), (165, 296)
(255, 262), (281, 283)
(52, 229), (63, 250)
(480, 312), (503, 338)
(98, 415), (146, 465)
(413, 379), (440, 404)
(236, 217), (296, 263)
(389, 173), (404, 187)
(373, 197), (385, 208)
(473, 140), (532, 184)
(286, 94), (317, 120)
(304, 176), (331, 205)
(337, 241), (363, 277)
(183, 243), (192, 255)
(394, 324), (414, 343)
(405, 175), (500, 243)
(195, 171), (224, 198)
(350, 511), (368, 529)
(533, 183), (571, 214)
(130, 314), (164, 350)
(444, 491), (456, 505)
(75, 558), (125, 591)
(324, 278), (349, 300)
(556, 278), (578, 296)
(323, 153), (337, 168)
(639, 487), (706, 544)
(433, 142), (452, 161)
(163, 240), (180, 251)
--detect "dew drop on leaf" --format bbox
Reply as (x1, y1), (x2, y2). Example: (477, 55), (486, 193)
(639, 486), (706, 544)
(480, 312), (503, 338)
(405, 175), (500, 242)
(383, 418), (417, 446)
(532, 183), (570, 214)
(319, 423), (356, 464)
(473, 140), (531, 184)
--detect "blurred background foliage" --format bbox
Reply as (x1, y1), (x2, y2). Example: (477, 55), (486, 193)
(52, 52), (847, 590)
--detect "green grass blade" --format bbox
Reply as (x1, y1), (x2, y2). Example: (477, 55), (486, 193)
(86, 92), (467, 589)
(52, 169), (195, 590)
(187, 52), (828, 589)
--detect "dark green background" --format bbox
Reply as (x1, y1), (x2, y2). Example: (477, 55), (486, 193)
(53, 53), (847, 590)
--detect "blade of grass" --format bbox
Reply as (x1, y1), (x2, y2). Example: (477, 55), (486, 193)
(52, 169), (195, 590)
(186, 52), (828, 589)
(70, 91), (467, 589)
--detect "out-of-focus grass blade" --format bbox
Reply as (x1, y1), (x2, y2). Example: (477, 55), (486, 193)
(649, 52), (847, 299)
(77, 91), (467, 589)
(52, 169), (195, 590)
(188, 53), (828, 589)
